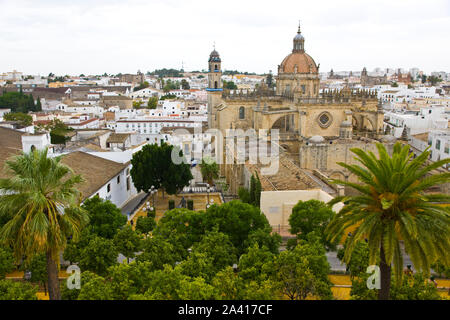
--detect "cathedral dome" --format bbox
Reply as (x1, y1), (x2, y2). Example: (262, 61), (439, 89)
(280, 52), (318, 74)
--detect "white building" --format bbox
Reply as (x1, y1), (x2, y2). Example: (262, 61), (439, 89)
(384, 106), (449, 138)
(66, 116), (100, 129)
(410, 130), (450, 167)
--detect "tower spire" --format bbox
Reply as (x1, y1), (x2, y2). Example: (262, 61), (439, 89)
(293, 20), (305, 53)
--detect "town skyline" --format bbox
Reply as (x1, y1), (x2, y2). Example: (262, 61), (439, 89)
(1, 0), (449, 75)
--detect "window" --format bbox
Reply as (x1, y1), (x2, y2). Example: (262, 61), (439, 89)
(214, 81), (218, 89)
(107, 184), (111, 193)
(301, 85), (306, 94)
(126, 177), (130, 191)
(239, 106), (245, 120)
(436, 139), (441, 150)
(117, 175), (120, 184)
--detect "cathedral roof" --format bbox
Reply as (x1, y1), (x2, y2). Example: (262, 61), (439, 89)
(209, 49), (221, 62)
(280, 52), (318, 74)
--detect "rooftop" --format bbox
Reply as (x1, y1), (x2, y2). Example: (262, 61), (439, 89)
(60, 151), (128, 200)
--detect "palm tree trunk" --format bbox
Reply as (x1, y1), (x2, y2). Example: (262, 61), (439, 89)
(378, 244), (391, 300)
(46, 251), (61, 300)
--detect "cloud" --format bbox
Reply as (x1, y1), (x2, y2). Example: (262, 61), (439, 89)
(0, 0), (449, 75)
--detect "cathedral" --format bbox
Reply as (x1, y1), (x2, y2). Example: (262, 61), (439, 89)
(206, 24), (388, 194)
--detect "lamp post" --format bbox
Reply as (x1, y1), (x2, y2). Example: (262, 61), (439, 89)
(206, 198), (214, 209)
(206, 183), (210, 209)
(149, 185), (157, 216)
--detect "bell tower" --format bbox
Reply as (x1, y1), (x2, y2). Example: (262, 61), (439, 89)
(207, 46), (223, 128)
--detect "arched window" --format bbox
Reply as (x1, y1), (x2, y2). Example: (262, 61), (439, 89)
(215, 64), (218, 71)
(239, 107), (245, 120)
(30, 145), (36, 152)
(214, 81), (218, 89)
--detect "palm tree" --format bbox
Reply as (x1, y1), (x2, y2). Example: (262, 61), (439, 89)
(0, 148), (89, 300)
(325, 143), (450, 300)
(200, 157), (219, 185)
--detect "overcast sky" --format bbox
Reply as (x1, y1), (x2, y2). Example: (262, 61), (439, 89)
(1, 0), (449, 76)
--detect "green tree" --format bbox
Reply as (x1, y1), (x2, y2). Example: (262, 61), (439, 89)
(203, 200), (271, 255)
(238, 244), (274, 282)
(147, 96), (158, 109)
(133, 81), (150, 92)
(177, 277), (216, 300)
(428, 76), (442, 86)
(130, 143), (193, 196)
(133, 101), (143, 108)
(35, 97), (42, 111)
(243, 228), (281, 255)
(22, 253), (48, 295)
(266, 72), (274, 88)
(82, 196), (127, 239)
(142, 265), (186, 299)
(178, 251), (215, 281)
(0, 279), (38, 300)
(0, 247), (15, 279)
(79, 236), (118, 276)
(248, 173), (262, 207)
(62, 228), (93, 264)
(3, 112), (33, 127)
(152, 208), (205, 255)
(337, 239), (371, 278)
(421, 75), (427, 84)
(350, 272), (441, 300)
(200, 157), (219, 185)
(431, 262), (450, 278)
(0, 91), (36, 113)
(271, 239), (332, 300)
(113, 226), (142, 263)
(238, 187), (251, 204)
(77, 271), (112, 300)
(136, 235), (182, 270)
(212, 267), (240, 300)
(180, 79), (190, 90)
(191, 229), (237, 274)
(0, 148), (88, 300)
(135, 216), (156, 234)
(36, 119), (73, 145)
(107, 261), (152, 299)
(289, 200), (336, 249)
(325, 143), (450, 300)
(223, 80), (238, 90)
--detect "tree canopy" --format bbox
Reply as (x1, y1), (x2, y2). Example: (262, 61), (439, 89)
(0, 91), (38, 113)
(325, 142), (450, 300)
(130, 143), (193, 195)
(82, 196), (127, 239)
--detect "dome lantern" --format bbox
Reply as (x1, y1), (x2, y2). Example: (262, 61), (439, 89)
(293, 21), (305, 53)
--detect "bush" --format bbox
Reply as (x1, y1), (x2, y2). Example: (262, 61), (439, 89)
(238, 187), (251, 204)
(0, 279), (38, 300)
(135, 216), (156, 234)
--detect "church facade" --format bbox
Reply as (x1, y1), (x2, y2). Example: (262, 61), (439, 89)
(206, 24), (387, 194)
(207, 25), (384, 142)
